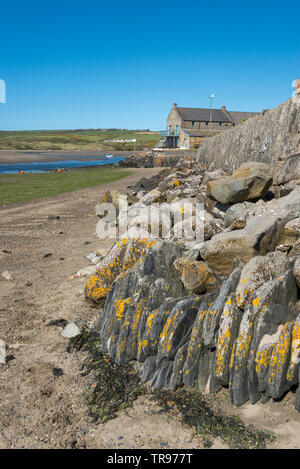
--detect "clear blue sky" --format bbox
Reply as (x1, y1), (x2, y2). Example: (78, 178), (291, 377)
(0, 0), (299, 130)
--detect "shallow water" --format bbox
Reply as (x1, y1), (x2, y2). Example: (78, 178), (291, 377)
(0, 156), (125, 174)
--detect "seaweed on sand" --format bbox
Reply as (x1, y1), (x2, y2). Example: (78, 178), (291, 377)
(67, 330), (145, 423)
(153, 388), (275, 449)
(67, 330), (275, 448)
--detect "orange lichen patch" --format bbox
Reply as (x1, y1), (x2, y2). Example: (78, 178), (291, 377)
(215, 325), (231, 378)
(130, 301), (147, 356)
(268, 322), (292, 384)
(252, 297), (260, 307)
(159, 309), (180, 354)
(183, 308), (208, 378)
(286, 321), (300, 384)
(236, 294), (242, 306)
(85, 238), (157, 302)
(229, 342), (236, 371)
(116, 337), (127, 361)
(255, 346), (273, 375)
(137, 309), (159, 355)
(85, 274), (111, 301)
(115, 297), (131, 321)
(235, 321), (254, 368)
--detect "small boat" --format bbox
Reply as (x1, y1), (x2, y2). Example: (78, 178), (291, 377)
(105, 153), (113, 158)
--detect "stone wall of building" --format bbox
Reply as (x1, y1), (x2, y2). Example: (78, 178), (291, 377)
(178, 133), (203, 149)
(166, 106), (182, 135)
(197, 97), (300, 174)
(178, 132), (190, 149)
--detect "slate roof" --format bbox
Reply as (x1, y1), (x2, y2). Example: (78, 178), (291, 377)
(176, 106), (259, 125)
(176, 107), (231, 123)
(181, 128), (206, 137)
(226, 111), (259, 125)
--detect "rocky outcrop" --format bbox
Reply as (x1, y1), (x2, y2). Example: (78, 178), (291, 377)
(84, 237), (157, 303)
(119, 150), (197, 168)
(83, 143), (300, 415)
(197, 97), (300, 174)
(89, 239), (299, 408)
(199, 188), (300, 274)
(173, 258), (218, 294)
(274, 153), (300, 185)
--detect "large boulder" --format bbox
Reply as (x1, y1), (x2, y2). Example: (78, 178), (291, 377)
(173, 258), (218, 294)
(139, 188), (163, 205)
(207, 162), (272, 204)
(235, 252), (288, 309)
(84, 237), (157, 303)
(98, 241), (185, 363)
(283, 218), (300, 244)
(199, 188), (300, 275)
(224, 201), (253, 227)
(274, 153), (300, 185)
(96, 189), (136, 217)
(293, 257), (300, 287)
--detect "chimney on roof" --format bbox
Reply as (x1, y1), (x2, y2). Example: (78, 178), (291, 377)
(173, 102), (177, 107)
(295, 79), (300, 95)
(221, 105), (226, 110)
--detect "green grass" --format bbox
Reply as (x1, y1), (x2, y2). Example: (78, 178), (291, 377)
(0, 167), (133, 207)
(0, 129), (161, 151)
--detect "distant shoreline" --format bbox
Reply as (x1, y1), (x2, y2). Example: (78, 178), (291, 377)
(0, 150), (134, 165)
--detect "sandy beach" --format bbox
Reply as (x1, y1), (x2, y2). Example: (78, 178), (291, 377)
(1, 167), (300, 449)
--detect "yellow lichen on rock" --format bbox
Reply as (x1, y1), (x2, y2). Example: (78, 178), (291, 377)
(286, 320), (300, 384)
(85, 238), (156, 303)
(268, 322), (292, 385)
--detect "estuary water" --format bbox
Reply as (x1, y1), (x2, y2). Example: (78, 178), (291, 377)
(0, 156), (125, 174)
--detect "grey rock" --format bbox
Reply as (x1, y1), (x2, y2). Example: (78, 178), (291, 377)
(200, 188), (300, 275)
(293, 257), (300, 287)
(207, 162), (272, 204)
(61, 323), (81, 338)
(266, 321), (294, 399)
(235, 252), (288, 309)
(274, 153), (300, 185)
(202, 267), (241, 348)
(197, 98), (300, 173)
(294, 366), (300, 412)
(224, 202), (253, 227)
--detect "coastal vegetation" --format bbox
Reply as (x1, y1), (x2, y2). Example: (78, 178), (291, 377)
(0, 167), (132, 206)
(0, 129), (160, 151)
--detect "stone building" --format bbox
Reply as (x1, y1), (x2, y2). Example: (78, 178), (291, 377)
(165, 103), (259, 149)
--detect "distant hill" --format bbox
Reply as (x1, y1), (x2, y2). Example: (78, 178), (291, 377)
(0, 129), (160, 151)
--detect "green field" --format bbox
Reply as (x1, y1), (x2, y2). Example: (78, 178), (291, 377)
(0, 167), (133, 207)
(0, 129), (161, 151)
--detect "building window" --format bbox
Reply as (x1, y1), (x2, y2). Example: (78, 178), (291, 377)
(175, 125), (179, 136)
(206, 122), (209, 126)
(219, 122), (222, 126)
(192, 121), (195, 126)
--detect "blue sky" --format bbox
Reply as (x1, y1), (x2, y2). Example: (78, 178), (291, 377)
(0, 0), (299, 130)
